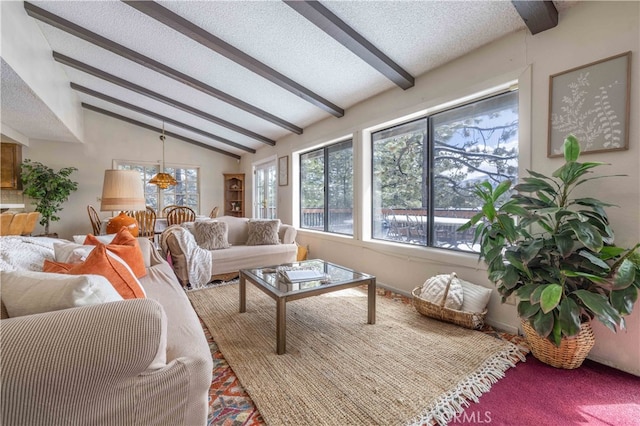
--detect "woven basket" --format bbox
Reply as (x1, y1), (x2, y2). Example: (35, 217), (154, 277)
(521, 320), (595, 369)
(412, 273), (487, 330)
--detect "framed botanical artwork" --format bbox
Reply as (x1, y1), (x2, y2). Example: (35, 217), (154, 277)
(278, 155), (288, 186)
(547, 51), (631, 157)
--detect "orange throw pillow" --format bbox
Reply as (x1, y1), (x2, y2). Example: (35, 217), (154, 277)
(43, 244), (146, 300)
(84, 227), (146, 278)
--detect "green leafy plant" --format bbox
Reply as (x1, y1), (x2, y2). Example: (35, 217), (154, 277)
(21, 159), (78, 235)
(459, 135), (640, 346)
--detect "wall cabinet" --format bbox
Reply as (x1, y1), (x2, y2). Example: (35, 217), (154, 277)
(1, 143), (22, 189)
(223, 173), (245, 217)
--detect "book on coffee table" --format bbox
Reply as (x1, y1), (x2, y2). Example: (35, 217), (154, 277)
(283, 270), (325, 282)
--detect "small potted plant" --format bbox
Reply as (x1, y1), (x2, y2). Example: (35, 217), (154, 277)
(21, 159), (78, 236)
(459, 135), (640, 368)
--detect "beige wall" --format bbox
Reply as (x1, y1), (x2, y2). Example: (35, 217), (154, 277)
(241, 1), (640, 375)
(22, 110), (241, 239)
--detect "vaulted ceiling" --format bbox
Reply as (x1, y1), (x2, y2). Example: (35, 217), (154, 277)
(1, 1), (574, 158)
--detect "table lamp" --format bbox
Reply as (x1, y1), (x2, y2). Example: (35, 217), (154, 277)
(100, 170), (146, 236)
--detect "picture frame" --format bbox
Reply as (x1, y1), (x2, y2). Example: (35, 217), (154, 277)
(278, 155), (288, 186)
(547, 51), (631, 157)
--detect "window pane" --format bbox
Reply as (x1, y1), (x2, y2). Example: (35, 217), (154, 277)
(372, 118), (427, 245)
(432, 91), (518, 251)
(300, 141), (353, 235)
(327, 141), (353, 235)
(300, 149), (324, 231)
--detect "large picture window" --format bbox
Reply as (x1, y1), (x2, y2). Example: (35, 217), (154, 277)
(117, 162), (200, 214)
(300, 140), (353, 235)
(372, 90), (518, 251)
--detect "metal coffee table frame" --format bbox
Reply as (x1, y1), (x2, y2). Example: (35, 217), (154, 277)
(239, 259), (376, 355)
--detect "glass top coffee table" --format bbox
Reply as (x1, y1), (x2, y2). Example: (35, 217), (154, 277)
(239, 259), (376, 355)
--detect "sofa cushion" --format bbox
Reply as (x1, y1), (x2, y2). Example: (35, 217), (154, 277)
(246, 219), (281, 246)
(43, 245), (146, 300)
(216, 216), (250, 245)
(194, 221), (230, 250)
(1, 269), (123, 317)
(84, 228), (147, 278)
(459, 278), (492, 313)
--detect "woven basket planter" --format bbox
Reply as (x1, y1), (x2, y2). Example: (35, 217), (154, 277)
(521, 320), (595, 369)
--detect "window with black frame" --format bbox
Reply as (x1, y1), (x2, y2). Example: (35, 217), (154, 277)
(372, 90), (519, 251)
(300, 140), (353, 235)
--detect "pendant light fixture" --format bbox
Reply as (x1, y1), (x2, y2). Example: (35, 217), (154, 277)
(149, 122), (177, 189)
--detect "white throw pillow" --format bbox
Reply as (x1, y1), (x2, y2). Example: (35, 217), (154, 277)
(1, 270), (123, 317)
(420, 273), (463, 310)
(459, 278), (493, 313)
(73, 234), (116, 244)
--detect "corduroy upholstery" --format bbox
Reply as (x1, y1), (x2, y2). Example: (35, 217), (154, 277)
(1, 241), (213, 425)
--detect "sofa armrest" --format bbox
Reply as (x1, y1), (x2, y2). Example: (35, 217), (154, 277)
(280, 224), (297, 245)
(1, 299), (174, 424)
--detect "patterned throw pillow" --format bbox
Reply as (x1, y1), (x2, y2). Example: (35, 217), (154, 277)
(194, 221), (230, 250)
(246, 219), (281, 246)
(420, 273), (464, 310)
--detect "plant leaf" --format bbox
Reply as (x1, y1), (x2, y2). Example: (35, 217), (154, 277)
(612, 259), (636, 290)
(578, 250), (610, 271)
(563, 135), (580, 162)
(502, 265), (520, 289)
(532, 309), (554, 338)
(516, 283), (538, 300)
(492, 180), (512, 201)
(518, 300), (540, 319)
(530, 285), (547, 305)
(610, 285), (638, 316)
(573, 289), (622, 332)
(554, 233), (575, 258)
(558, 297), (582, 337)
(540, 284), (563, 314)
(568, 220), (603, 252)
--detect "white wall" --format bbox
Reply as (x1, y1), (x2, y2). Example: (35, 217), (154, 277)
(22, 109), (241, 239)
(241, 2), (640, 375)
(1, 1), (84, 143)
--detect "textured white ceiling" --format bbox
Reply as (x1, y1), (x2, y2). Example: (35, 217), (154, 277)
(1, 1), (578, 156)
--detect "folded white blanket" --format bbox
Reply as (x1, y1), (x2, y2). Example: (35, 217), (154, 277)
(0, 236), (57, 272)
(160, 225), (212, 288)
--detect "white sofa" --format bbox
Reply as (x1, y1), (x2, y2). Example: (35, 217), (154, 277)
(161, 215), (298, 287)
(0, 236), (213, 426)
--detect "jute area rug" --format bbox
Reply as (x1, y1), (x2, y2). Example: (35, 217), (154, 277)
(188, 283), (526, 426)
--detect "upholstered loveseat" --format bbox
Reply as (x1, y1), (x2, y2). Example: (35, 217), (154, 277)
(161, 215), (298, 288)
(0, 234), (213, 425)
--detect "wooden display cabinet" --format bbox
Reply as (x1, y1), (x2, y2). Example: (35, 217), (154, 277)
(223, 173), (245, 217)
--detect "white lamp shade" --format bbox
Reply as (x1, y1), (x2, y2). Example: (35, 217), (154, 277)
(100, 170), (146, 211)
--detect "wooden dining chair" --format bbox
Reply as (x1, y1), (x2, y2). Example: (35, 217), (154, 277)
(7, 212), (28, 236)
(166, 206), (196, 226)
(127, 207), (157, 241)
(0, 213), (14, 236)
(87, 205), (102, 235)
(161, 205), (179, 218)
(209, 206), (219, 219)
(21, 212), (40, 236)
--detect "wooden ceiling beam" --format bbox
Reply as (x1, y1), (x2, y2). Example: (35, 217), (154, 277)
(53, 52), (275, 146)
(71, 83), (256, 153)
(511, 1), (558, 35)
(123, 0), (345, 118)
(82, 103), (242, 159)
(284, 1), (414, 90)
(23, 1), (302, 135)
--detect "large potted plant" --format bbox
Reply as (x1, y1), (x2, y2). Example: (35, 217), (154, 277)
(21, 159), (78, 236)
(459, 135), (640, 368)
